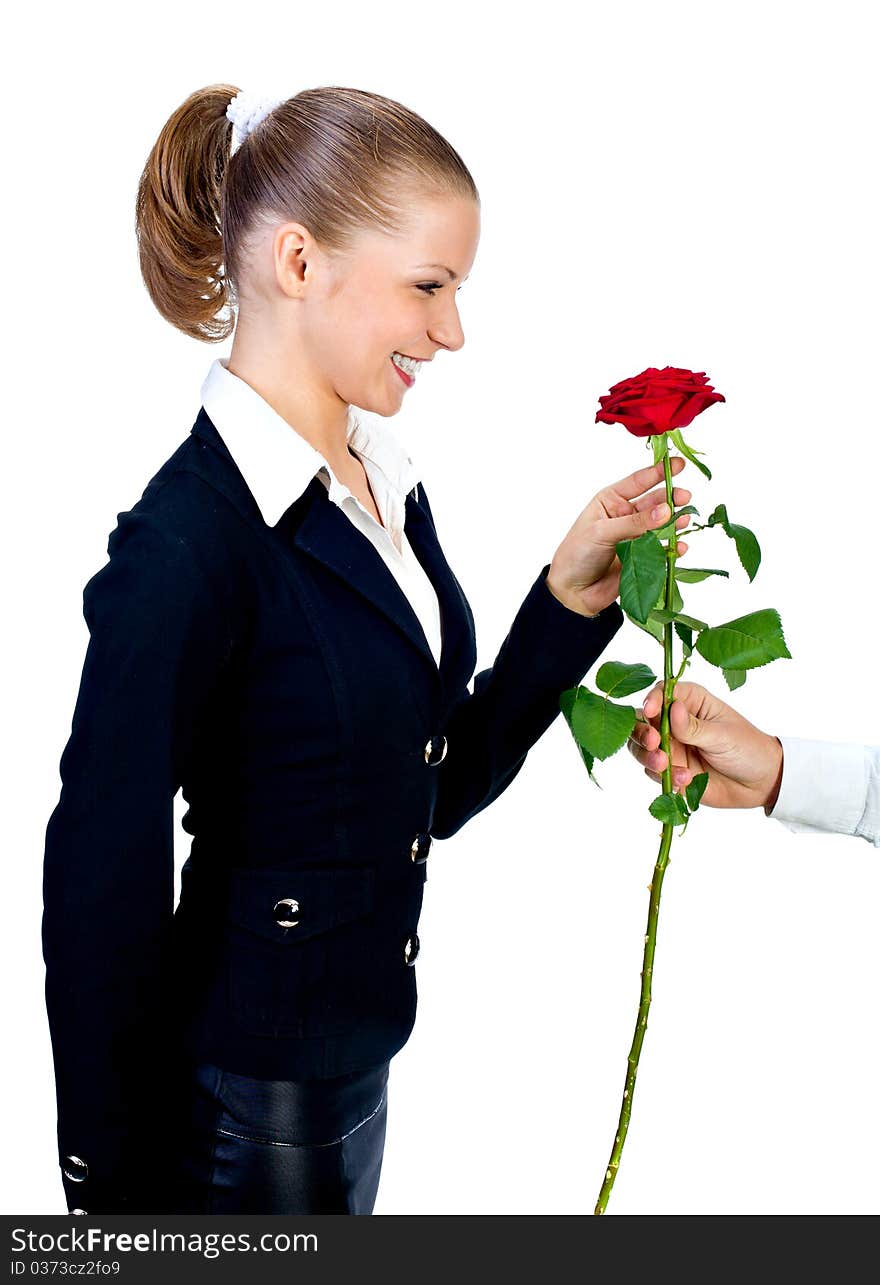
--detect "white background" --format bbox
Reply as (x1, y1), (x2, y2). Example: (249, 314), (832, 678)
(4, 0), (878, 1217)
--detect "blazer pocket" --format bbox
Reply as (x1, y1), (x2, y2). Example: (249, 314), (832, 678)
(224, 864), (377, 1038)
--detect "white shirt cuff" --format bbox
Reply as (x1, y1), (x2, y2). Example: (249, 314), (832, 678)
(767, 735), (870, 837)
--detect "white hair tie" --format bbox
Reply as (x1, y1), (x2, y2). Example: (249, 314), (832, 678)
(226, 90), (285, 157)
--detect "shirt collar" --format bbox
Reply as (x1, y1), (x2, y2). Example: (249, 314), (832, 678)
(199, 357), (421, 527)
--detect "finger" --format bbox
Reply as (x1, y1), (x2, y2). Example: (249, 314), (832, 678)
(641, 681), (665, 720)
(629, 722), (661, 753)
(642, 742), (670, 771)
(643, 747), (692, 787)
(630, 486), (692, 513)
(629, 727), (661, 769)
(631, 720), (689, 774)
(643, 679), (703, 721)
(605, 455), (686, 504)
(601, 484), (692, 521)
(598, 501), (690, 546)
(644, 760), (688, 781)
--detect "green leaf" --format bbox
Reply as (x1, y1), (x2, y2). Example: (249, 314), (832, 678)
(706, 503), (761, 581)
(649, 791), (690, 827)
(728, 525), (761, 582)
(566, 687), (638, 760)
(651, 433), (669, 465)
(674, 566), (730, 584)
(696, 609), (792, 671)
(560, 689), (604, 786)
(652, 574), (684, 610)
(626, 609), (666, 644)
(653, 504), (701, 541)
(619, 531), (667, 624)
(618, 543), (663, 641)
(676, 612), (709, 631)
(577, 743), (603, 787)
(595, 661), (658, 698)
(674, 621), (693, 654)
(649, 608), (709, 632)
(685, 771), (709, 811)
(723, 667), (747, 691)
(669, 428), (712, 481)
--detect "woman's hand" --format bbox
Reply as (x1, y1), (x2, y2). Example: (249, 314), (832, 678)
(629, 679), (785, 811)
(546, 457), (692, 617)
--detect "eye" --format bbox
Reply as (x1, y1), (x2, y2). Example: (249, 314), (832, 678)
(416, 283), (466, 296)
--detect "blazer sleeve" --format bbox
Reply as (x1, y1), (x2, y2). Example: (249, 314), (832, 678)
(41, 503), (233, 1213)
(425, 485), (625, 840)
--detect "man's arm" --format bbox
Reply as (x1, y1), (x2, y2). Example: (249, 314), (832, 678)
(765, 736), (880, 847)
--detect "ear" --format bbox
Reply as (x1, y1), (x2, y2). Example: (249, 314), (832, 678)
(273, 221), (311, 297)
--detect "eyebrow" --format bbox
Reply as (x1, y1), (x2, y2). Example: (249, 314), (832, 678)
(413, 262), (465, 282)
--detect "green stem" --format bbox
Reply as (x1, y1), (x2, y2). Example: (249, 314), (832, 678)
(594, 443), (680, 1215)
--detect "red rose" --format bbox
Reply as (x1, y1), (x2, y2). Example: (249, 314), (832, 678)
(595, 366), (725, 437)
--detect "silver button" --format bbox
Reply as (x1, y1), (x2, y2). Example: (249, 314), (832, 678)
(424, 735), (448, 765)
(62, 1155), (88, 1182)
(404, 933), (420, 965)
(410, 833), (431, 863)
(71, 1209), (88, 1216)
(273, 898), (300, 928)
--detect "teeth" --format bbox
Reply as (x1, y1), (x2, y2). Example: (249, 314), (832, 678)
(392, 352), (420, 378)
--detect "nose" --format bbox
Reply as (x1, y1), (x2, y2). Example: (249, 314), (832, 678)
(428, 295), (465, 353)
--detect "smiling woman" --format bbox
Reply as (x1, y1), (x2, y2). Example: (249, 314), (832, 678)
(212, 186), (479, 471)
(43, 78), (679, 1222)
(135, 85), (480, 472)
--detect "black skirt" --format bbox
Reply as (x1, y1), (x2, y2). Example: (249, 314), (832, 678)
(163, 1057), (390, 1214)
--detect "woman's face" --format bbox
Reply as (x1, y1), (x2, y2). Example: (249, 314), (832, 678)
(273, 193), (481, 418)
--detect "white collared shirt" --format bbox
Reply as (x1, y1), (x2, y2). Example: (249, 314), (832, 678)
(200, 357), (443, 667)
(767, 736), (880, 847)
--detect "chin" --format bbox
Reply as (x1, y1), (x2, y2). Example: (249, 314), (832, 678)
(365, 389), (403, 419)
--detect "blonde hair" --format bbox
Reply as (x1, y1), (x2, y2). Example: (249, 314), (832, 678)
(135, 83), (479, 342)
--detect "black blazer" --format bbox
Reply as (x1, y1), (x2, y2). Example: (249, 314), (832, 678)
(42, 407), (624, 1212)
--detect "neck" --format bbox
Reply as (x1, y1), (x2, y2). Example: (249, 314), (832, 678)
(226, 340), (353, 466)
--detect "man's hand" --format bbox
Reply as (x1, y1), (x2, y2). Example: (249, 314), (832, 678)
(629, 679), (784, 812)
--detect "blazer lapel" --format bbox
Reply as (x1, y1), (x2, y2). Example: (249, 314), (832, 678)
(189, 407), (477, 705)
(292, 483), (477, 701)
(293, 484), (437, 669)
(403, 492), (477, 700)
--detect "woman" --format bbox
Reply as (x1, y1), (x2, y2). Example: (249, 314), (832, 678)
(41, 83), (693, 1215)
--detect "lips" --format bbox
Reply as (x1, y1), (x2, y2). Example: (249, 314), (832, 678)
(390, 356), (414, 388)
